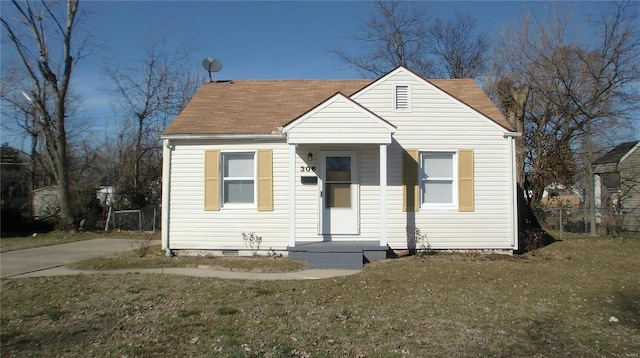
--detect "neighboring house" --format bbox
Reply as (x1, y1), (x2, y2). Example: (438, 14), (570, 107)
(0, 164), (30, 213)
(161, 66), (520, 268)
(540, 183), (583, 207)
(1, 146), (31, 214)
(593, 140), (640, 231)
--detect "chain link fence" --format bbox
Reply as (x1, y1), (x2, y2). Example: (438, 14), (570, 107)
(536, 206), (640, 238)
(104, 206), (160, 232)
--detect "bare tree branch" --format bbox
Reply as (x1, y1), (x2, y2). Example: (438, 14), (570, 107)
(103, 31), (201, 208)
(425, 12), (489, 78)
(331, 1), (434, 78)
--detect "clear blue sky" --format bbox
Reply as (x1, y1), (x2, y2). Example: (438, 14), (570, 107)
(2, 1), (632, 148)
(83, 1), (536, 79)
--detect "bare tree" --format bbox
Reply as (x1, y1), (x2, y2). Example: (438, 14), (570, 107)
(332, 1), (434, 78)
(492, 2), (640, 235)
(104, 32), (200, 208)
(425, 12), (489, 79)
(1, 0), (89, 228)
(333, 1), (490, 79)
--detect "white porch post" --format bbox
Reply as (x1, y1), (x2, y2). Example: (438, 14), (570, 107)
(288, 144), (296, 247)
(379, 144), (388, 247)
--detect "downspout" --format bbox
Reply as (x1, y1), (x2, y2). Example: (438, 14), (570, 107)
(161, 138), (173, 255)
(505, 132), (521, 250)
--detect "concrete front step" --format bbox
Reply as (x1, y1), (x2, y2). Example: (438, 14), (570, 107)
(288, 241), (388, 269)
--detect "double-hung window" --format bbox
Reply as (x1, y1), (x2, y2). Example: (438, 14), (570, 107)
(222, 152), (255, 206)
(420, 152), (456, 207)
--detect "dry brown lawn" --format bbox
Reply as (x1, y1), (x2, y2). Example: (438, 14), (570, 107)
(2, 234), (639, 357)
(0, 231), (159, 253)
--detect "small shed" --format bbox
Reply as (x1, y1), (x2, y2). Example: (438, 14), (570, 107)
(32, 186), (59, 220)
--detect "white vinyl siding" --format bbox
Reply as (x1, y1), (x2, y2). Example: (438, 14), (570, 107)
(167, 141), (289, 252)
(285, 94), (393, 144)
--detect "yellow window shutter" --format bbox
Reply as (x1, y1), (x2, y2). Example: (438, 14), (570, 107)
(204, 150), (220, 211)
(458, 149), (474, 212)
(402, 149), (419, 212)
(257, 149), (273, 211)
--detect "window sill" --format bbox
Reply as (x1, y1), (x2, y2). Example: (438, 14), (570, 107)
(221, 204), (257, 210)
(420, 205), (458, 211)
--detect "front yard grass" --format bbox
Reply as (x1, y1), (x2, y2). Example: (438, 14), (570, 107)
(2, 234), (639, 357)
(0, 231), (159, 253)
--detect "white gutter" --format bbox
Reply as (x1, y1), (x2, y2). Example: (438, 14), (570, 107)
(161, 138), (172, 254)
(161, 134), (285, 141)
(507, 135), (519, 250)
(503, 132), (522, 138)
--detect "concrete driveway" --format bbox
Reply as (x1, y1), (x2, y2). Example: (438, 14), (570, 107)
(0, 239), (142, 278)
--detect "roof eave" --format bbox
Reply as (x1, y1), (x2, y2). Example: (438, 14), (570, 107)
(161, 133), (285, 141)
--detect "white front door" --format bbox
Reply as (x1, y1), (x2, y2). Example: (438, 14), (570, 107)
(320, 150), (359, 235)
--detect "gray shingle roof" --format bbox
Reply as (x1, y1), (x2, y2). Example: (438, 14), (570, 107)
(594, 141), (639, 165)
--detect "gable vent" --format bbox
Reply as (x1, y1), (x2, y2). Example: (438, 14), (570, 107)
(395, 85), (410, 111)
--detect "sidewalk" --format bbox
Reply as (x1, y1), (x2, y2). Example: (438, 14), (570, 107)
(1, 238), (360, 280)
(8, 266), (361, 280)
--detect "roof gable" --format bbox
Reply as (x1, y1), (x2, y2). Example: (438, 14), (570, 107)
(352, 66), (515, 132)
(283, 92), (396, 144)
(594, 141), (640, 165)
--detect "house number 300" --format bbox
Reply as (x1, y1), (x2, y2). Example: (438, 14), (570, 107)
(300, 166), (316, 172)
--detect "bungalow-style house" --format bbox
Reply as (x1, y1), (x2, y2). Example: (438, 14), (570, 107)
(161, 66), (520, 268)
(593, 140), (640, 231)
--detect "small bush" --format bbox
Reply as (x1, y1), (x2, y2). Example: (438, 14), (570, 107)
(406, 226), (435, 256)
(266, 247), (282, 258)
(131, 234), (154, 258)
(241, 231), (262, 256)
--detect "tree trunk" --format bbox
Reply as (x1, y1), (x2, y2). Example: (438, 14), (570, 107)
(54, 89), (73, 228)
(586, 120), (597, 236)
(56, 145), (74, 228)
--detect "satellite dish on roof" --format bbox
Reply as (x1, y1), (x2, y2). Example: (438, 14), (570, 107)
(202, 58), (222, 82)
